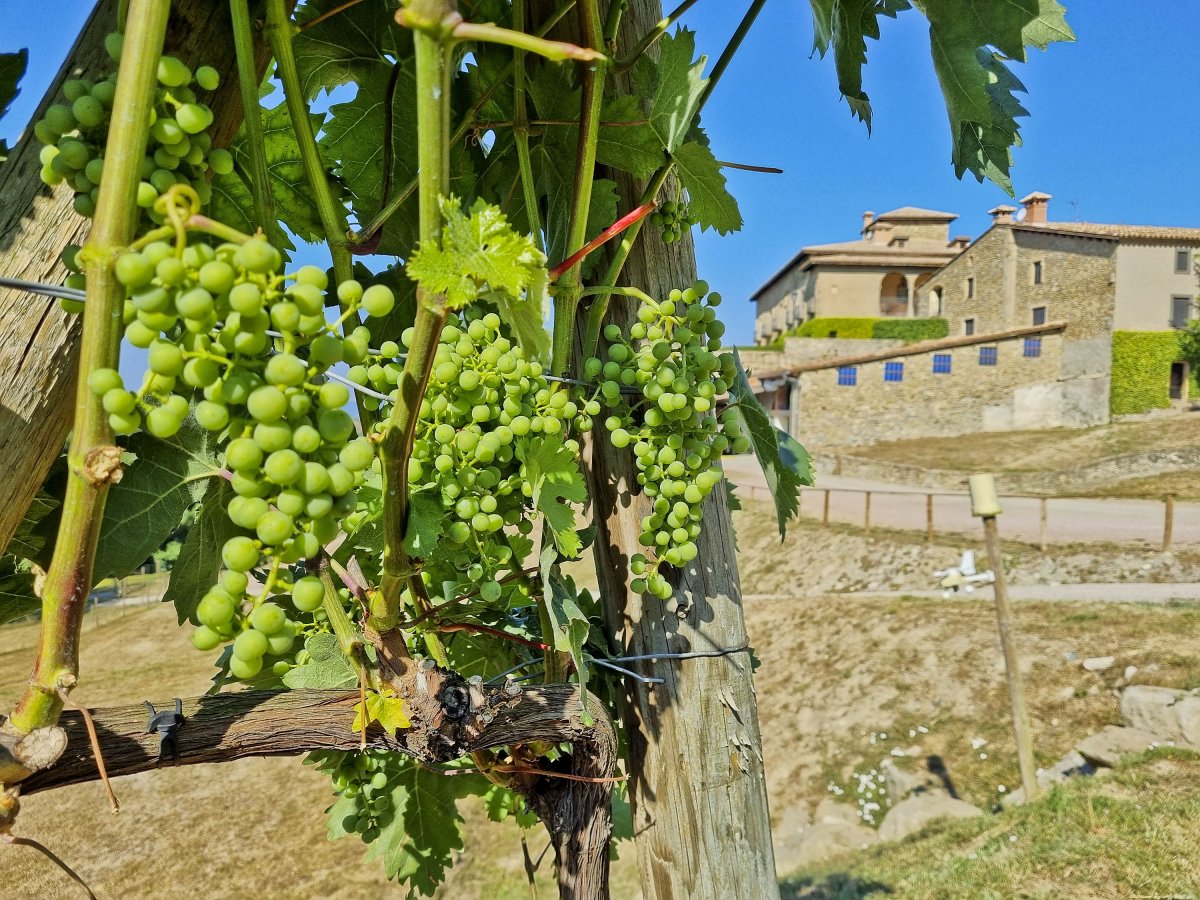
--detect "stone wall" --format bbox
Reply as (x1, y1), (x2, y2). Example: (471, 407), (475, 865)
(792, 329), (1072, 448)
(920, 227), (1012, 334)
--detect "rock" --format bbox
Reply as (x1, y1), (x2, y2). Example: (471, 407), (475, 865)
(1082, 656), (1115, 672)
(783, 821), (879, 870)
(770, 803), (814, 871)
(1002, 750), (1096, 807)
(1121, 685), (1200, 746)
(880, 759), (944, 804)
(1124, 665), (1138, 681)
(1075, 725), (1160, 768)
(813, 798), (860, 827)
(877, 794), (982, 843)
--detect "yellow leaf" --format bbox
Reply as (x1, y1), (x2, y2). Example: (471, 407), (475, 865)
(351, 688), (412, 738)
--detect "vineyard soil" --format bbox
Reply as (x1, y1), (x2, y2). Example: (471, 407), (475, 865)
(3, 510), (1198, 897)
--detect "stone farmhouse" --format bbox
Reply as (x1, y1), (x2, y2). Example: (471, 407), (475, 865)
(747, 192), (1200, 448)
(751, 207), (968, 345)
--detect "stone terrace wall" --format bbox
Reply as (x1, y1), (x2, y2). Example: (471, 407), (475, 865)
(794, 330), (1068, 448)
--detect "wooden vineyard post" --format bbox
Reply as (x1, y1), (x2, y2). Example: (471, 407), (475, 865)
(926, 493), (934, 542)
(1039, 497), (1048, 553)
(864, 491), (872, 533)
(822, 489), (830, 524)
(970, 474), (1038, 802)
(1163, 494), (1175, 552)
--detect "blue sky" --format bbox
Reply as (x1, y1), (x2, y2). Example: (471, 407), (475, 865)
(4, 2), (1199, 345)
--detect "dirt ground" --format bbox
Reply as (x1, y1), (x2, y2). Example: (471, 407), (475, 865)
(3, 515), (1200, 897)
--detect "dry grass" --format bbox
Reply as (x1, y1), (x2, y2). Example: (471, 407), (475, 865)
(1069, 467), (1200, 501)
(2, 540), (1200, 896)
(847, 414), (1199, 474)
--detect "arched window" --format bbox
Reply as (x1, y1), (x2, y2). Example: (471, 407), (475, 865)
(880, 272), (908, 316)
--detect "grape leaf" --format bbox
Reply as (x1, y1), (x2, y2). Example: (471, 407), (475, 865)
(7, 486), (60, 561)
(163, 478), (238, 624)
(94, 421), (218, 582)
(403, 492), (444, 558)
(808, 0), (1074, 193)
(633, 28), (708, 154)
(596, 94), (665, 180)
(519, 433), (587, 559)
(540, 545), (592, 710)
(293, 0), (410, 98)
(284, 633), (360, 690)
(352, 687), (410, 736)
(671, 140), (742, 235)
(0, 49), (27, 123)
(483, 784), (539, 829)
(724, 351), (812, 538)
(0, 557), (38, 626)
(407, 198), (551, 361)
(366, 761), (470, 894)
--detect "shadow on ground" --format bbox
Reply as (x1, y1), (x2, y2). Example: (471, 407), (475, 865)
(780, 873), (895, 899)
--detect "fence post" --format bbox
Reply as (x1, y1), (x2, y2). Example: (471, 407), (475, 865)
(1039, 498), (1048, 553)
(864, 491), (871, 533)
(822, 489), (830, 525)
(925, 494), (934, 543)
(1163, 494), (1175, 552)
(970, 474), (1039, 803)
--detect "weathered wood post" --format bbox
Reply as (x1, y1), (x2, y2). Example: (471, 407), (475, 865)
(925, 493), (934, 543)
(970, 474), (1038, 802)
(864, 491), (872, 533)
(1163, 494), (1175, 552)
(823, 489), (831, 525)
(1039, 497), (1048, 553)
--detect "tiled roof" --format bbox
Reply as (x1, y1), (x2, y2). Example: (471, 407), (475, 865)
(872, 206), (958, 223)
(1015, 221), (1200, 242)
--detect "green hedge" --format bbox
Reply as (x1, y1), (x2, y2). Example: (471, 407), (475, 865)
(795, 317), (877, 339)
(871, 318), (949, 342)
(1110, 331), (1182, 415)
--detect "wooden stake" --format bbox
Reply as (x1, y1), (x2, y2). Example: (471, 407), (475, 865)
(822, 489), (830, 525)
(982, 515), (1039, 802)
(1163, 494), (1175, 552)
(1039, 498), (1048, 553)
(925, 494), (934, 543)
(864, 492), (871, 533)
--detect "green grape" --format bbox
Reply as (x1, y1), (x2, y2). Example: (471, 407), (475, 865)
(361, 284), (395, 317)
(264, 353), (307, 386)
(176, 103), (211, 134)
(72, 95), (105, 128)
(194, 400), (229, 431)
(197, 590), (236, 628)
(102, 388), (137, 416)
(249, 602), (287, 635)
(226, 437), (263, 471)
(157, 56), (192, 88)
(44, 105), (77, 136)
(292, 576), (325, 612)
(267, 628), (295, 656)
(264, 450), (303, 486)
(229, 655), (263, 679)
(209, 148), (234, 175)
(247, 385), (287, 422)
(227, 496), (269, 530)
(87, 368), (123, 397)
(145, 403), (184, 438)
(191, 625), (223, 651)
(195, 65), (220, 91)
(222, 536), (259, 572)
(104, 31), (124, 61)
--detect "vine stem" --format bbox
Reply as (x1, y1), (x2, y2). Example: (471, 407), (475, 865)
(548, 0), (606, 378)
(512, 0), (544, 254)
(613, 0), (701, 72)
(7, 0), (171, 735)
(581, 0), (766, 361)
(229, 0), (276, 237)
(349, 0), (578, 249)
(376, 0), (456, 633)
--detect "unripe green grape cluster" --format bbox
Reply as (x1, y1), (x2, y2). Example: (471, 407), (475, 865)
(87, 233), (396, 676)
(317, 749), (403, 845)
(36, 32), (231, 305)
(649, 198), (698, 245)
(369, 306), (593, 603)
(584, 280), (748, 599)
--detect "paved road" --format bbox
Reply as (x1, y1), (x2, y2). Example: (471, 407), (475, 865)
(722, 455), (1200, 546)
(747, 583), (1200, 604)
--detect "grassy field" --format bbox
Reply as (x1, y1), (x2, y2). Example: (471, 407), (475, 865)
(1071, 467), (1200, 501)
(785, 748), (1200, 899)
(3, 513), (1200, 897)
(847, 414), (1198, 476)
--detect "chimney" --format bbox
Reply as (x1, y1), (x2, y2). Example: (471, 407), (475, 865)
(950, 235), (971, 250)
(861, 210), (875, 239)
(1019, 191), (1052, 225)
(988, 204), (1017, 225)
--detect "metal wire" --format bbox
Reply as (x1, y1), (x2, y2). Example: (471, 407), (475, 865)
(0, 275), (86, 301)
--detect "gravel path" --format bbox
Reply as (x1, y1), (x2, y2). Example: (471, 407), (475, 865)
(745, 582), (1200, 604)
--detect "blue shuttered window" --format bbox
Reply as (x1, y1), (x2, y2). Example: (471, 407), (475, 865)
(837, 366), (857, 386)
(932, 354), (952, 374)
(884, 361), (903, 382)
(1024, 337), (1042, 357)
(979, 346), (998, 366)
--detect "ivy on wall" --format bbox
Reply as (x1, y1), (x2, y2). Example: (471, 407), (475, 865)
(871, 318), (949, 342)
(771, 317), (948, 344)
(1110, 331), (1182, 415)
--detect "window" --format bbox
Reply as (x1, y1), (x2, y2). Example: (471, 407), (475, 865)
(966, 276), (975, 298)
(979, 346), (998, 366)
(1176, 250), (1191, 274)
(837, 366), (857, 386)
(964, 318), (976, 336)
(1032, 306), (1047, 326)
(931, 287), (944, 317)
(1171, 295), (1193, 328)
(932, 354), (952, 374)
(884, 361), (904, 382)
(1024, 337), (1042, 357)
(1032, 260), (1043, 284)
